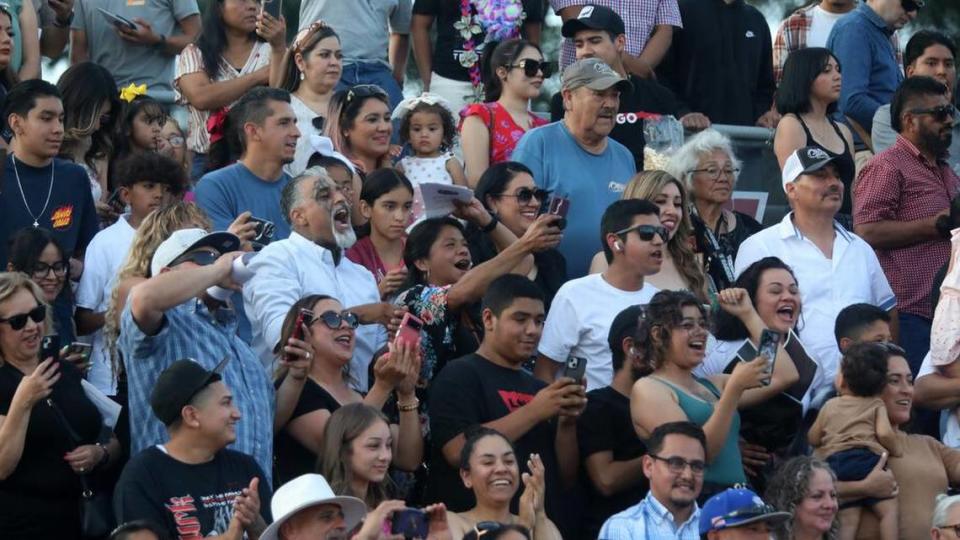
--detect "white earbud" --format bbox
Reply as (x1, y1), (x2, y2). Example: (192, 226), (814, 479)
(615, 241), (624, 252)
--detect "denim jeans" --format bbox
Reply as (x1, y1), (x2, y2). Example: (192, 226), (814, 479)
(898, 312), (931, 375)
(337, 61), (404, 109)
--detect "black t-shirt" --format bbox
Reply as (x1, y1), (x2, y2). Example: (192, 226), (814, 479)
(274, 376), (342, 486)
(426, 354), (560, 515)
(412, 0), (544, 81)
(114, 446), (272, 539)
(577, 386), (648, 540)
(550, 75), (684, 171)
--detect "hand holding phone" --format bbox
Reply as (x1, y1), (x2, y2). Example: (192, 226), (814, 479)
(390, 508), (429, 539)
(395, 312), (423, 349)
(40, 335), (61, 362)
(97, 7), (137, 30)
(543, 195), (570, 230)
(560, 356), (587, 383)
(285, 309), (310, 364)
(756, 329), (780, 386)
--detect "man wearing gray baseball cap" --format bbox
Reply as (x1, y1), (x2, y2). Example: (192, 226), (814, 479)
(512, 57), (638, 279)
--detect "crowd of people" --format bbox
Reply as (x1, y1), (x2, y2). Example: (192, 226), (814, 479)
(0, 0), (959, 539)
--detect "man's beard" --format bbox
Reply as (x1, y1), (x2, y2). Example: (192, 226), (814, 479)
(920, 125), (953, 158)
(334, 224), (357, 249)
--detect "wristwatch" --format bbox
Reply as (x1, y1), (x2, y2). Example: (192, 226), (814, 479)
(153, 33), (167, 50)
(53, 10), (74, 28)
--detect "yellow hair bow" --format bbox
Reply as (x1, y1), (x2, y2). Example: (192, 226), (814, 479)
(119, 83), (147, 103)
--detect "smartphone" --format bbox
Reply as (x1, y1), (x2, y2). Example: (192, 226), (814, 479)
(757, 329), (780, 386)
(544, 195), (570, 230)
(67, 342), (92, 360)
(390, 508), (428, 539)
(96, 8), (137, 30)
(248, 216), (276, 247)
(560, 356), (587, 383)
(286, 309), (310, 363)
(396, 312), (423, 348)
(259, 0), (282, 20)
(40, 335), (61, 362)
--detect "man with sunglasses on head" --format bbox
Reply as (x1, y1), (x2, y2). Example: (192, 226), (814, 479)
(534, 199), (663, 389)
(119, 228), (294, 485)
(735, 146), (896, 401)
(855, 76), (960, 375)
(244, 166), (396, 392)
(598, 421), (706, 540)
(512, 57), (635, 279)
(873, 30), (960, 175)
(548, 5), (709, 171)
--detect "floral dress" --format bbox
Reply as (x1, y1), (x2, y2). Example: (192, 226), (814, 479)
(460, 102), (548, 165)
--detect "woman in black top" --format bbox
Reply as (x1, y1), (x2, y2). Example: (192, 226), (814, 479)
(0, 272), (120, 539)
(774, 47), (856, 226)
(468, 162), (567, 309)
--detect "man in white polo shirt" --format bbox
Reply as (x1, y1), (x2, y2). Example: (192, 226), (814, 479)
(735, 146), (897, 398)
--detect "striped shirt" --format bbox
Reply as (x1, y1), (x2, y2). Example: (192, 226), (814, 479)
(599, 491), (701, 540)
(550, 0), (682, 69)
(174, 41), (272, 154)
(119, 298), (275, 484)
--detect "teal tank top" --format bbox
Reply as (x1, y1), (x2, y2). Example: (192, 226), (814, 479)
(652, 375), (746, 486)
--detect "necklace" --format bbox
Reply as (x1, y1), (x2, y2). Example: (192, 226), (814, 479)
(11, 153), (55, 228)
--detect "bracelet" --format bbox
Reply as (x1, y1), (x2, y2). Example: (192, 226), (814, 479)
(95, 442), (110, 468)
(480, 214), (499, 234)
(397, 398), (420, 412)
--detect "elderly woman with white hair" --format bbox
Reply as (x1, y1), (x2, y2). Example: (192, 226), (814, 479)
(932, 494), (960, 539)
(666, 129), (762, 291)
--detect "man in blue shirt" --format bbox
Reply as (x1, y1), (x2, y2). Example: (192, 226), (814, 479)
(512, 58), (635, 278)
(826, 0), (918, 159)
(599, 421), (705, 540)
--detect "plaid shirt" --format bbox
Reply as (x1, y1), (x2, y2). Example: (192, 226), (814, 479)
(598, 491), (701, 540)
(854, 136), (960, 318)
(119, 299), (275, 484)
(551, 0), (682, 68)
(773, 2), (901, 84)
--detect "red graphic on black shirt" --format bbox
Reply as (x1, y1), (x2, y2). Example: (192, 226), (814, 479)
(166, 495), (202, 539)
(498, 390), (535, 412)
(50, 204), (74, 229)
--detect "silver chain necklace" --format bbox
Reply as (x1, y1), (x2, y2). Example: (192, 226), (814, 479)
(11, 153), (55, 227)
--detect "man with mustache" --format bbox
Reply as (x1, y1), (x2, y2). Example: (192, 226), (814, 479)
(856, 76), (960, 374)
(512, 57), (635, 278)
(598, 421), (705, 540)
(736, 146), (896, 401)
(244, 166), (400, 391)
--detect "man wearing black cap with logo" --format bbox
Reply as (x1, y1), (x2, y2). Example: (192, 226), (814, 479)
(549, 5), (710, 170)
(114, 359), (272, 540)
(735, 146), (896, 403)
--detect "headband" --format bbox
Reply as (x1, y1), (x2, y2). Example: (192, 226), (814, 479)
(391, 92), (458, 122)
(292, 20), (329, 54)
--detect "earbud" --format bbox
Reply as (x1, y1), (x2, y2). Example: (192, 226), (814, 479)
(629, 347), (637, 356)
(614, 241), (624, 252)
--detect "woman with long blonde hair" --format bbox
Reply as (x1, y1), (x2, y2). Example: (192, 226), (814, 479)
(589, 170), (709, 301)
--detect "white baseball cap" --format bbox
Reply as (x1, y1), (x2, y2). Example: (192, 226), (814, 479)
(781, 146), (851, 192)
(260, 474), (366, 540)
(149, 228), (241, 277)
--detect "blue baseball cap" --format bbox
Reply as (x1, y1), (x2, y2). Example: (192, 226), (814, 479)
(699, 488), (791, 534)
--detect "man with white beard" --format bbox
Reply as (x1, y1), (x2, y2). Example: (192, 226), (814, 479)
(243, 166), (401, 390)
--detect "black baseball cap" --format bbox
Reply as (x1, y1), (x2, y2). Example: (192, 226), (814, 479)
(561, 5), (626, 38)
(150, 358), (228, 426)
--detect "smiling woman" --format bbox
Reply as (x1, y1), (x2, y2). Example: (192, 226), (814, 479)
(6, 227), (73, 342)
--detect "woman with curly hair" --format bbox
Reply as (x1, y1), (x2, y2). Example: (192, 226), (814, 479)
(589, 170), (709, 301)
(765, 456), (840, 540)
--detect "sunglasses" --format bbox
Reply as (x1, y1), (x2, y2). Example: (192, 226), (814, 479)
(170, 249), (219, 268)
(305, 309), (360, 330)
(0, 304), (46, 331)
(345, 84), (388, 106)
(312, 116), (326, 131)
(909, 104), (955, 122)
(614, 223), (669, 243)
(649, 454), (707, 474)
(31, 260), (69, 279)
(500, 187), (550, 205)
(509, 59), (553, 78)
(167, 134), (185, 147)
(901, 0), (923, 12)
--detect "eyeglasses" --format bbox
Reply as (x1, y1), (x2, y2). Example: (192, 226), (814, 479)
(901, 0), (924, 13)
(692, 166), (740, 181)
(305, 309), (360, 330)
(508, 59), (553, 78)
(0, 304), (46, 331)
(312, 116), (326, 131)
(613, 223), (669, 243)
(909, 104), (955, 122)
(649, 454), (706, 475)
(31, 260), (69, 279)
(499, 187), (550, 205)
(166, 135), (185, 147)
(938, 523), (960, 535)
(345, 84), (388, 107)
(170, 250), (219, 268)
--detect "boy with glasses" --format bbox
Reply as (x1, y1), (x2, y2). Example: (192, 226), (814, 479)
(599, 421), (707, 540)
(534, 199), (663, 389)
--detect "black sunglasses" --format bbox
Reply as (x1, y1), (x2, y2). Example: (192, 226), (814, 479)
(345, 84), (388, 106)
(509, 59), (553, 78)
(614, 223), (669, 243)
(31, 260), (69, 279)
(909, 104), (955, 122)
(500, 187), (550, 205)
(305, 309), (360, 330)
(0, 304), (46, 331)
(312, 116), (326, 131)
(170, 250), (219, 268)
(901, 0), (924, 12)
